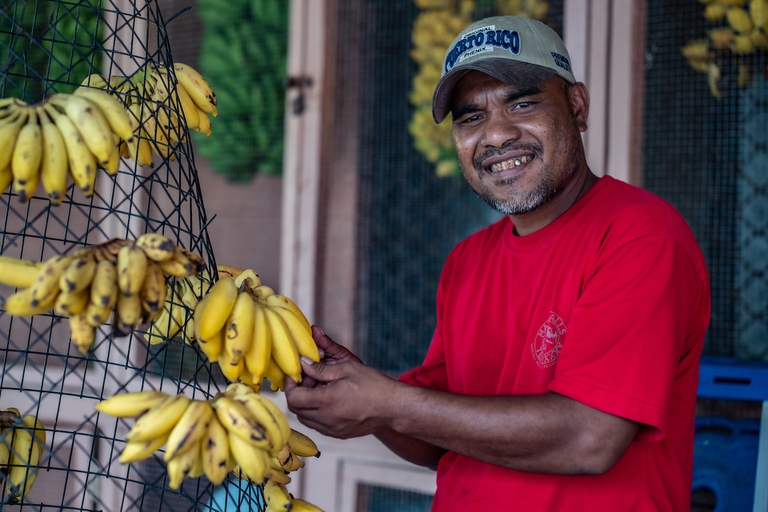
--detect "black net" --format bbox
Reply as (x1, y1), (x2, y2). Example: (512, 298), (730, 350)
(0, 0), (264, 510)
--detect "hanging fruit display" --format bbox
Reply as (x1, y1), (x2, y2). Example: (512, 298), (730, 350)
(681, 0), (768, 98)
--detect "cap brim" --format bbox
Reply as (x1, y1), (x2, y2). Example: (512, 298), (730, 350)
(432, 59), (555, 123)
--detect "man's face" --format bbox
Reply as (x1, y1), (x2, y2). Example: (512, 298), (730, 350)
(450, 72), (589, 216)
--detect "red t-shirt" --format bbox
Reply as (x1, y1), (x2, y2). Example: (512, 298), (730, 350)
(399, 176), (711, 512)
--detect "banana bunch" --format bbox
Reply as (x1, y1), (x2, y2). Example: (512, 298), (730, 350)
(94, 383), (321, 493)
(0, 91), (134, 203)
(184, 268), (320, 389)
(80, 61), (217, 166)
(0, 408), (47, 504)
(0, 233), (206, 353)
(682, 0), (768, 97)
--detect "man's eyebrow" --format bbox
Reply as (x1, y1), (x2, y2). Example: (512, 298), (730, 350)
(451, 85), (544, 120)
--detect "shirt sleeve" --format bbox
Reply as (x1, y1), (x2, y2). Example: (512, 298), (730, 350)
(549, 234), (708, 442)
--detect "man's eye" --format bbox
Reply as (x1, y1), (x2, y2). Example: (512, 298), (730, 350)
(458, 114), (481, 124)
(514, 101), (532, 110)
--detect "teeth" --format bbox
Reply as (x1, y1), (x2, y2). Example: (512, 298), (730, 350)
(490, 155), (532, 172)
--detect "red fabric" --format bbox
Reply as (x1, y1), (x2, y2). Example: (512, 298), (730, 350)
(399, 176), (711, 512)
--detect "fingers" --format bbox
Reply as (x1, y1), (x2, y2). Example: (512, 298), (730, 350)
(312, 326), (363, 364)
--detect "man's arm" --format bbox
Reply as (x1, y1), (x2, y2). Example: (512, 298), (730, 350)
(285, 355), (640, 475)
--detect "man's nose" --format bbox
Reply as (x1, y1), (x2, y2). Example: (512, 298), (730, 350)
(480, 114), (522, 148)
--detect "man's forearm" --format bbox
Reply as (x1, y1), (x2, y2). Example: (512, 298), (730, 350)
(383, 383), (639, 475)
(374, 427), (447, 470)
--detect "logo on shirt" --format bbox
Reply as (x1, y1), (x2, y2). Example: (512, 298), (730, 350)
(531, 312), (566, 368)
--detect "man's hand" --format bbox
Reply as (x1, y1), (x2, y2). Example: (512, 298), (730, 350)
(296, 326), (362, 387)
(284, 353), (398, 439)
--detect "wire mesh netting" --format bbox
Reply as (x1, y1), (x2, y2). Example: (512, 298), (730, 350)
(0, 0), (265, 509)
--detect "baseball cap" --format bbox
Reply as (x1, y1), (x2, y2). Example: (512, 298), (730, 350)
(432, 15), (576, 123)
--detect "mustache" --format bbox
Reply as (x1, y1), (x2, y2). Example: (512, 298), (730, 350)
(473, 142), (543, 171)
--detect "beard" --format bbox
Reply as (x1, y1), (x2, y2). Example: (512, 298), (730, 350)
(465, 140), (579, 216)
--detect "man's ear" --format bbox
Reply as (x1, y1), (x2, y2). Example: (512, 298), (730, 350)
(569, 82), (590, 133)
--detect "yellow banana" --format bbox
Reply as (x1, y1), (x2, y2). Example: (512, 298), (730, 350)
(212, 396), (271, 449)
(267, 303), (320, 362)
(224, 382), (257, 397)
(216, 264), (245, 280)
(265, 357), (287, 392)
(69, 312), (97, 353)
(119, 431), (169, 464)
(95, 390), (169, 417)
(0, 427), (12, 468)
(59, 254), (97, 293)
(140, 260), (167, 317)
(291, 498), (325, 512)
(233, 268), (261, 290)
(173, 63), (218, 116)
(0, 255), (42, 289)
(231, 393), (284, 455)
(727, 7), (754, 33)
(225, 291), (256, 362)
(201, 415), (230, 485)
(115, 293), (142, 335)
(2, 287), (57, 316)
(285, 452), (306, 472)
(174, 81), (202, 131)
(72, 86), (135, 142)
(273, 442), (293, 469)
(264, 293), (312, 333)
(193, 294), (223, 361)
(126, 394), (191, 443)
(288, 428), (320, 458)
(136, 232), (176, 262)
(117, 244), (148, 297)
(252, 285), (276, 299)
(164, 399), (214, 462)
(6, 417), (44, 504)
(265, 467), (292, 486)
(29, 254), (72, 308)
(159, 246), (205, 277)
(90, 259), (118, 308)
(263, 306), (302, 382)
(10, 107), (42, 202)
(197, 275), (238, 340)
(218, 348), (245, 382)
(264, 480), (293, 511)
(84, 301), (112, 327)
(166, 439), (201, 489)
(38, 106), (69, 204)
(53, 288), (90, 316)
(229, 433), (270, 484)
(250, 393), (291, 450)
(46, 104), (97, 195)
(0, 108), (28, 173)
(54, 93), (117, 171)
(0, 162), (12, 193)
(752, 0), (768, 28)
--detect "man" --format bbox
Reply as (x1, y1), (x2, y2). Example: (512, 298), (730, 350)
(285, 15), (711, 511)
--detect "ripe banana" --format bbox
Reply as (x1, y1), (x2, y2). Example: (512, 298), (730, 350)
(38, 104), (69, 203)
(117, 244), (148, 297)
(212, 396), (270, 449)
(6, 415), (46, 504)
(228, 432), (269, 484)
(136, 233), (176, 262)
(0, 255), (42, 289)
(46, 103), (98, 196)
(197, 275), (238, 340)
(0, 427), (12, 468)
(225, 291), (256, 362)
(265, 357), (287, 392)
(59, 254), (97, 293)
(29, 254), (72, 308)
(0, 108), (28, 173)
(90, 259), (118, 308)
(72, 86), (135, 143)
(140, 261), (167, 317)
(218, 348), (245, 382)
(290, 498), (325, 512)
(119, 432), (169, 464)
(264, 480), (293, 511)
(201, 414), (230, 485)
(173, 63), (218, 116)
(233, 268), (261, 290)
(126, 394), (191, 443)
(263, 306), (302, 383)
(264, 293), (312, 333)
(53, 93), (118, 171)
(193, 294), (223, 361)
(159, 246), (207, 277)
(53, 288), (90, 316)
(2, 287), (58, 316)
(69, 312), (97, 353)
(231, 393), (283, 455)
(0, 163), (12, 194)
(166, 438), (202, 490)
(288, 429), (320, 458)
(115, 293), (142, 335)
(265, 467), (292, 486)
(267, 302), (320, 362)
(164, 399), (214, 462)
(11, 107), (43, 202)
(95, 390), (169, 417)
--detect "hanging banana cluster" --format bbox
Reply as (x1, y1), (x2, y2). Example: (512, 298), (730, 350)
(408, 0), (550, 178)
(94, 382), (324, 511)
(81, 62), (217, 167)
(0, 90), (134, 203)
(0, 408), (46, 505)
(682, 0), (768, 98)
(0, 233), (206, 353)
(146, 266), (320, 390)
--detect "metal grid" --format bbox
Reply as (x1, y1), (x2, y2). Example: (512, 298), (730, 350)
(0, 0), (263, 509)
